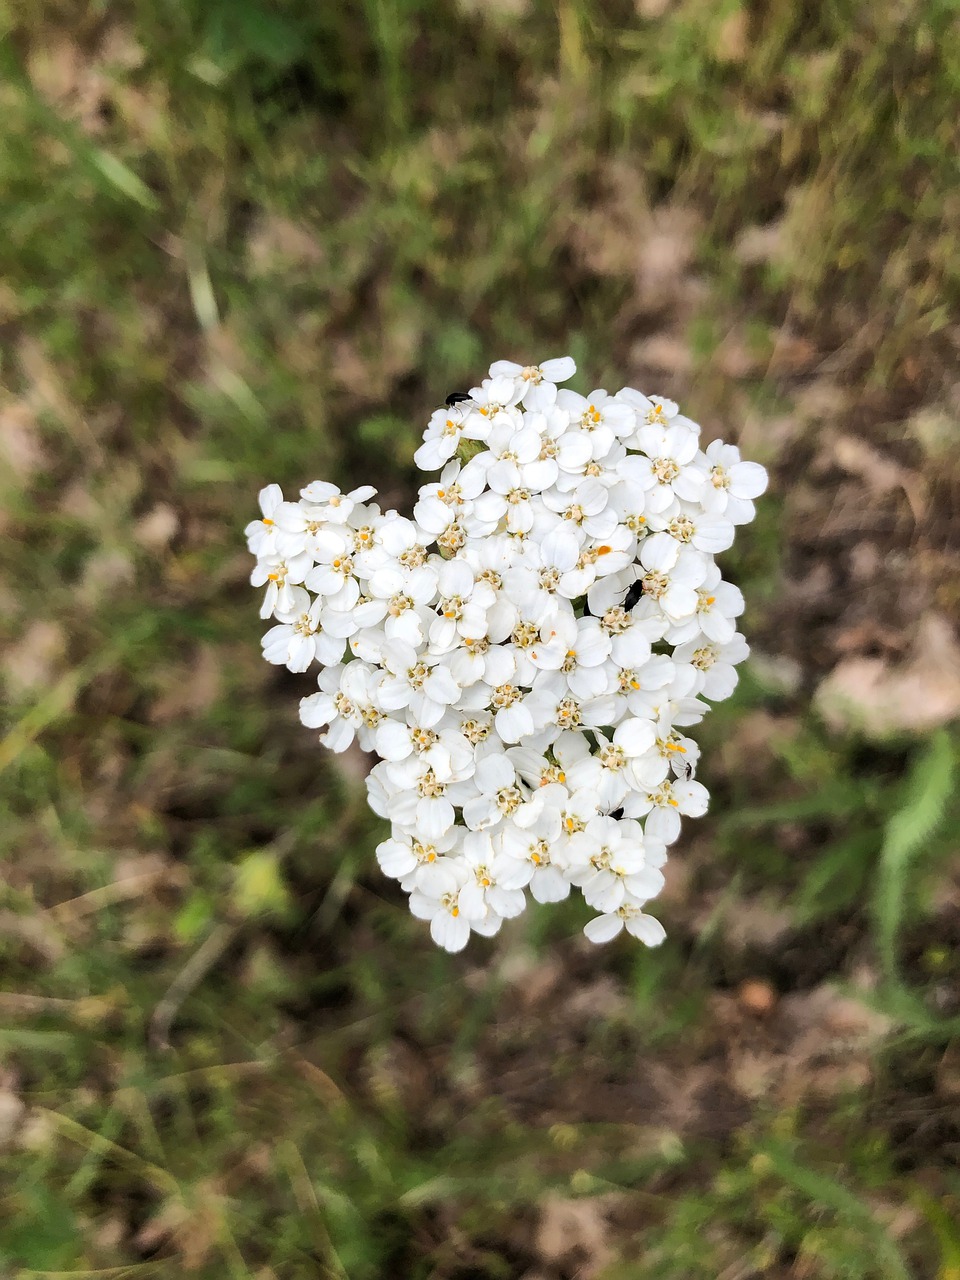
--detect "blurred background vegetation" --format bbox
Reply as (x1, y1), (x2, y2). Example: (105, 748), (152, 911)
(1, 0), (959, 1276)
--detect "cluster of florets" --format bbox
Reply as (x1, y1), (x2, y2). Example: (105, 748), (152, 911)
(247, 358), (767, 952)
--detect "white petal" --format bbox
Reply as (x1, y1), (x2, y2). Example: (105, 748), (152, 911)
(423, 666), (460, 705)
(640, 537), (680, 573)
(677, 780), (710, 816)
(299, 692), (336, 728)
(540, 356), (576, 382)
(375, 720), (413, 761)
(692, 516), (734, 554)
(530, 867), (570, 903)
(661, 584), (699, 620)
(624, 913), (667, 946)
(496, 703), (535, 744)
(644, 806), (682, 845)
(583, 913), (624, 944)
(457, 881), (486, 919)
(488, 885), (526, 918)
(286, 633), (315, 672)
(321, 718), (355, 752)
(258, 483), (284, 517)
(729, 461), (768, 499)
(522, 382), (558, 412)
(625, 866), (665, 900)
(430, 910), (471, 952)
(417, 797), (455, 840)
(376, 838), (417, 878)
(583, 873), (624, 913)
(474, 754), (516, 792)
(614, 718), (656, 756)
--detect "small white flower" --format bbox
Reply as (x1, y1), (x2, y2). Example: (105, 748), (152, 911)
(414, 405), (470, 471)
(700, 440), (768, 524)
(491, 490), (542, 538)
(489, 356), (577, 386)
(382, 752), (477, 842)
(506, 734), (584, 790)
(661, 729), (701, 780)
(377, 830), (461, 895)
(302, 527), (359, 599)
(261, 590), (355, 671)
(543, 479), (619, 545)
(584, 898), (667, 946)
(373, 717), (473, 783)
(378, 640), (462, 727)
(539, 782), (603, 843)
(522, 675), (617, 739)
(251, 551), (315, 619)
(583, 834), (665, 916)
(245, 484), (284, 557)
(564, 717), (663, 806)
(457, 830), (527, 921)
(414, 461), (484, 536)
(298, 481), (377, 524)
(461, 755), (534, 831)
(299, 662), (380, 752)
(270, 499), (328, 560)
(644, 505), (735, 556)
(664, 563), (744, 645)
(529, 614), (613, 701)
(365, 563), (438, 648)
(498, 809), (570, 903)
(557, 527), (633, 600)
(622, 776), (709, 844)
(429, 559), (497, 653)
(489, 357), (577, 411)
(617, 420), (704, 513)
(673, 633), (750, 701)
(409, 862), (472, 952)
(557, 388), (635, 450)
(567, 815), (664, 912)
(529, 406), (596, 478)
(637, 538), (708, 622)
(460, 376), (524, 440)
(445, 630), (516, 690)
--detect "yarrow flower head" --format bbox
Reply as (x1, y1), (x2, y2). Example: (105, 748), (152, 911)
(247, 358), (767, 952)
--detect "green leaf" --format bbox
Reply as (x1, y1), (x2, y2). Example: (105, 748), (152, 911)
(874, 729), (954, 980)
(760, 1141), (910, 1280)
(91, 150), (159, 211)
(232, 850), (292, 920)
(174, 889), (216, 942)
(793, 828), (876, 923)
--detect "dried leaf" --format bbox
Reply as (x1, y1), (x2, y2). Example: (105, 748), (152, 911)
(536, 1195), (615, 1277)
(816, 613), (960, 737)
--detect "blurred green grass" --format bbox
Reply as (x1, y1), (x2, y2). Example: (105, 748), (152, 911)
(1, 0), (960, 1276)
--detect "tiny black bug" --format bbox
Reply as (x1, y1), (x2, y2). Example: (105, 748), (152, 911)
(445, 392), (472, 407)
(680, 761), (695, 781)
(622, 578), (644, 612)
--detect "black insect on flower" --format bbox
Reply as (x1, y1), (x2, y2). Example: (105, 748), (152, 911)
(622, 578), (644, 612)
(445, 392), (472, 407)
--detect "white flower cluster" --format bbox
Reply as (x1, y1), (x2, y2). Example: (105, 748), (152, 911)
(247, 357), (767, 952)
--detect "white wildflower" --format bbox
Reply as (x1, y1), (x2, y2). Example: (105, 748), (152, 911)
(248, 354), (766, 951)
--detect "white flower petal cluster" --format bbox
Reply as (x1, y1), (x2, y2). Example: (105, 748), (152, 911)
(247, 358), (767, 953)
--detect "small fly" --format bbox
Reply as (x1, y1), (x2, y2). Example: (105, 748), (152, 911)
(622, 577), (644, 612)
